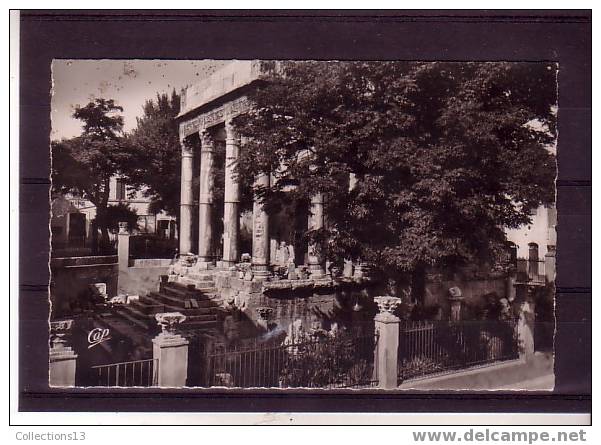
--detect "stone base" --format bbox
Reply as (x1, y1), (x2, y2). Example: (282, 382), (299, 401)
(252, 264), (271, 278)
(217, 260), (237, 270)
(49, 347), (78, 387)
(193, 261), (214, 271)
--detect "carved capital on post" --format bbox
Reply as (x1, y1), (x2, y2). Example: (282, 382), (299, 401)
(155, 312), (187, 335)
(447, 286), (464, 321)
(374, 296), (402, 322)
(256, 307), (274, 321)
(50, 319), (74, 350)
(118, 221), (129, 234)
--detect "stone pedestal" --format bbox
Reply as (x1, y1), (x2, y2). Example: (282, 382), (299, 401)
(343, 259), (354, 278)
(447, 286), (464, 322)
(153, 313), (189, 387)
(198, 131), (215, 262)
(252, 173), (270, 277)
(517, 296), (536, 360)
(223, 120), (241, 267)
(353, 262), (370, 280)
(117, 222), (130, 272)
(179, 139), (195, 254)
(49, 320), (77, 387)
(307, 193), (325, 279)
(374, 296), (402, 389)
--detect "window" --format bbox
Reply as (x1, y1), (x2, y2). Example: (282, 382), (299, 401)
(116, 179), (126, 200)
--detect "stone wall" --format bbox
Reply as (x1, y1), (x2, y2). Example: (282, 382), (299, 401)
(50, 256), (118, 318)
(118, 264), (170, 297)
(213, 271), (377, 340)
(50, 255), (173, 318)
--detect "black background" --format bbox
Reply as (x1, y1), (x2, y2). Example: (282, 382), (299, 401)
(17, 10), (591, 418)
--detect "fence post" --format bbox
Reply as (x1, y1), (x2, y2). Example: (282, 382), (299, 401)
(49, 320), (78, 387)
(374, 296), (402, 389)
(152, 312), (189, 387)
(516, 288), (536, 360)
(117, 222), (130, 272)
(447, 287), (464, 321)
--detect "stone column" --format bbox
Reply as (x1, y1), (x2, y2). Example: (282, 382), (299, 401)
(222, 120), (241, 267)
(252, 173), (270, 278)
(179, 137), (194, 254)
(307, 193), (326, 279)
(153, 312), (189, 387)
(117, 222), (130, 272)
(343, 173), (357, 278)
(374, 296), (402, 389)
(198, 130), (215, 263)
(49, 320), (78, 387)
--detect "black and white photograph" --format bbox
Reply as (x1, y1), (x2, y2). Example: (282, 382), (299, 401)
(48, 58), (558, 391)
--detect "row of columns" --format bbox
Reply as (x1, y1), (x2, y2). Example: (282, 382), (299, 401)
(179, 121), (326, 277)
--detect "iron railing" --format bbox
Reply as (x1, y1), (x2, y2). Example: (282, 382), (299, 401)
(516, 258), (546, 285)
(398, 319), (518, 381)
(201, 331), (378, 389)
(90, 358), (158, 387)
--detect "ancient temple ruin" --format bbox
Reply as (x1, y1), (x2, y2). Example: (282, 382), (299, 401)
(171, 60), (373, 331)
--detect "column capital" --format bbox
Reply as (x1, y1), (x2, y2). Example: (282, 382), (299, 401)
(200, 129), (215, 151)
(50, 319), (74, 350)
(225, 119), (240, 142)
(180, 136), (193, 156)
(118, 221), (129, 234)
(374, 295), (402, 323)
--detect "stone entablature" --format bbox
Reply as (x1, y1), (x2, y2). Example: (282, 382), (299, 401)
(178, 60), (263, 117)
(179, 96), (251, 139)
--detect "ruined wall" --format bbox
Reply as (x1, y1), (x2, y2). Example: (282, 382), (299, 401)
(50, 256), (118, 318)
(117, 264), (169, 297)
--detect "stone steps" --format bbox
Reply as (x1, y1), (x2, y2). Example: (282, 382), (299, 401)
(147, 291), (217, 309)
(161, 282), (218, 299)
(123, 298), (218, 324)
(139, 294), (216, 315)
(115, 305), (155, 330)
(186, 273), (215, 282)
(103, 272), (223, 337)
(95, 312), (154, 345)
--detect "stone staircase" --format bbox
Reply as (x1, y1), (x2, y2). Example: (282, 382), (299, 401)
(113, 272), (224, 332)
(88, 272), (224, 360)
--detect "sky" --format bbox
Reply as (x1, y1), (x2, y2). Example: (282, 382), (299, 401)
(51, 59), (228, 140)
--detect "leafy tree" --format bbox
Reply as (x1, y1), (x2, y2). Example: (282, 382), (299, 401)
(124, 91), (182, 216)
(52, 98), (126, 252)
(233, 61), (557, 301)
(104, 203), (139, 233)
(125, 90), (254, 253)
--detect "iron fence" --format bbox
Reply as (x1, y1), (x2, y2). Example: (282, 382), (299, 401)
(201, 330), (378, 389)
(398, 319), (518, 381)
(129, 235), (177, 259)
(90, 358), (158, 387)
(516, 258), (546, 285)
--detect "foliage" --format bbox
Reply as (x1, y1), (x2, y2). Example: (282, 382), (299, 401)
(51, 98), (127, 251)
(103, 203), (139, 233)
(278, 330), (375, 388)
(233, 61), (557, 296)
(398, 355), (445, 380)
(124, 91), (182, 216)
